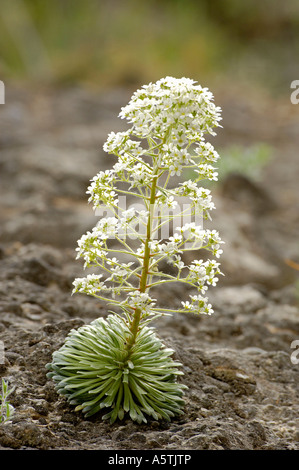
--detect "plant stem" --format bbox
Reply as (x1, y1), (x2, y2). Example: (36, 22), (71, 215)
(125, 171), (158, 351)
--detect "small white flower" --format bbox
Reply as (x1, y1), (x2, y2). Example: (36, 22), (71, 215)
(181, 301), (192, 310)
(169, 164), (182, 177)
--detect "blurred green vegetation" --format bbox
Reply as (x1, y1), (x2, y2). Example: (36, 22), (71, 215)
(182, 142), (273, 186)
(0, 0), (298, 92)
(217, 143), (273, 182)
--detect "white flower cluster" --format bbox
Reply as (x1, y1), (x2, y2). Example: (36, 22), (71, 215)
(73, 274), (105, 296)
(188, 259), (220, 289)
(159, 143), (192, 176)
(176, 182), (215, 216)
(182, 295), (214, 316)
(73, 77), (223, 319)
(126, 291), (157, 317)
(75, 226), (108, 268)
(87, 170), (118, 209)
(119, 76), (222, 141)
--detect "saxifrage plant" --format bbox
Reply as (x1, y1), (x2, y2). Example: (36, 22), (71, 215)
(0, 379), (15, 424)
(46, 76), (223, 424)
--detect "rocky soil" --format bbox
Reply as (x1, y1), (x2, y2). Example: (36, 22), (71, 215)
(0, 84), (298, 450)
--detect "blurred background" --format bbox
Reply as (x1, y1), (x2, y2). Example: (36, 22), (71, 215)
(0, 0), (298, 92)
(0, 0), (299, 293)
(1, 2), (299, 450)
